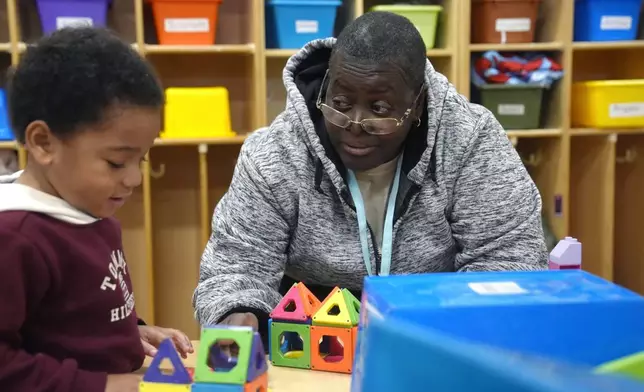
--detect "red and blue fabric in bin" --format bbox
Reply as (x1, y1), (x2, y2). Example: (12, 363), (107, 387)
(0, 89), (14, 141)
(472, 51), (564, 88)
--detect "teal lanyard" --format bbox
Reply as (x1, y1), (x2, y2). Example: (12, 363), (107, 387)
(347, 156), (403, 276)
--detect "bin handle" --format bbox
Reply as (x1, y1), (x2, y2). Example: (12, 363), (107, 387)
(616, 148), (638, 164)
(150, 163), (166, 179)
(522, 152), (542, 167)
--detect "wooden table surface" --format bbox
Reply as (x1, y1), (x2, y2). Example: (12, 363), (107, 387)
(141, 340), (351, 392)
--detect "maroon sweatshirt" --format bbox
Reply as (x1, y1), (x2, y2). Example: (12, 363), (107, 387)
(0, 173), (145, 392)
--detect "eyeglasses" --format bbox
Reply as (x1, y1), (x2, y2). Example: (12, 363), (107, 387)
(316, 70), (424, 136)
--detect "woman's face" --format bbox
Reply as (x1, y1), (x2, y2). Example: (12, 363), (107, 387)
(323, 55), (423, 171)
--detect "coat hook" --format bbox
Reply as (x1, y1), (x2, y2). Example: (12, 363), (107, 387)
(150, 163), (166, 179)
(616, 148), (638, 164)
(522, 151), (542, 167)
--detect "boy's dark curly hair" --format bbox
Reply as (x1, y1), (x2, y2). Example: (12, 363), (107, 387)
(7, 27), (164, 144)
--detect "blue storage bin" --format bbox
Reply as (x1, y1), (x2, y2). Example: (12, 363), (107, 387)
(352, 270), (644, 391)
(265, 0), (341, 49)
(574, 0), (643, 41)
(0, 89), (14, 141)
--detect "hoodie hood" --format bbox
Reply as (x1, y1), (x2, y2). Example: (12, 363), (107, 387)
(0, 170), (99, 224)
(281, 38), (448, 195)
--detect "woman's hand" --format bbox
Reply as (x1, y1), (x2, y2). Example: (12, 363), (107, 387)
(215, 312), (259, 357)
(139, 325), (194, 359)
(105, 374), (141, 392)
(219, 312), (259, 330)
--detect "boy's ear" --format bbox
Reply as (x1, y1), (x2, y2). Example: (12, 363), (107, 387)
(23, 120), (58, 166)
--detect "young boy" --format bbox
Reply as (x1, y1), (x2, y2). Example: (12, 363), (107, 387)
(0, 27), (193, 392)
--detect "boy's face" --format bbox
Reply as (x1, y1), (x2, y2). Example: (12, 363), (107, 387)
(27, 105), (161, 218)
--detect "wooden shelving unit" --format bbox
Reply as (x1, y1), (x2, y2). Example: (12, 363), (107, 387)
(0, 0), (642, 338)
(460, 0), (644, 298)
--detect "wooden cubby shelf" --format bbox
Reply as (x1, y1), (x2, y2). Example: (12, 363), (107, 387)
(0, 0), (642, 337)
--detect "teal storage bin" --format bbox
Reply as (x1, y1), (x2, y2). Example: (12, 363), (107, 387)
(0, 89), (13, 141)
(265, 0), (341, 49)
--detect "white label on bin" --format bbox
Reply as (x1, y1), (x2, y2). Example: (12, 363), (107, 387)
(469, 282), (527, 295)
(600, 16), (632, 31)
(495, 18), (531, 32)
(56, 17), (93, 29)
(609, 103), (644, 118)
(295, 20), (319, 34)
(164, 18), (209, 33)
(498, 103), (525, 116)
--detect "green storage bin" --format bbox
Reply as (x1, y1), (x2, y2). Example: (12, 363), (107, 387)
(370, 4), (442, 49)
(478, 84), (546, 130)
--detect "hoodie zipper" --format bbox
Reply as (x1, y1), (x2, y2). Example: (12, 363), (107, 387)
(369, 226), (382, 273)
(394, 184), (421, 223)
(341, 188), (385, 274)
(341, 189), (378, 273)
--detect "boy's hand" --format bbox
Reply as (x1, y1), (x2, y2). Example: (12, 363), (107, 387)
(105, 374), (141, 392)
(138, 325), (194, 359)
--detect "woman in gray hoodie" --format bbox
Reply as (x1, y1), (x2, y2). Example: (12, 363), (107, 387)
(193, 11), (548, 338)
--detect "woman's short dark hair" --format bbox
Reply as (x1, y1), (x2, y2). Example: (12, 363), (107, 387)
(331, 11), (427, 92)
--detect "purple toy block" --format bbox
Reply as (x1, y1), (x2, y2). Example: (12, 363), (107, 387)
(36, 0), (111, 35)
(246, 332), (268, 382)
(207, 344), (238, 371)
(143, 338), (193, 384)
(549, 236), (582, 270)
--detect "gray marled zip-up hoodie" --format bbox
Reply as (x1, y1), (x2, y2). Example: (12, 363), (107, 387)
(193, 38), (548, 329)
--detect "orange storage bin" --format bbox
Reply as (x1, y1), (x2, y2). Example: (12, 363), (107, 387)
(148, 0), (222, 45)
(471, 0), (541, 44)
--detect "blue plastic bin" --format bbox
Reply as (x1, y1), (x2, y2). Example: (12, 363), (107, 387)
(265, 0), (341, 49)
(574, 0), (643, 41)
(0, 89), (14, 141)
(352, 270), (644, 391)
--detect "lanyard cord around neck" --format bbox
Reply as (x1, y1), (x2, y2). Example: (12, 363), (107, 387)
(346, 155), (403, 276)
